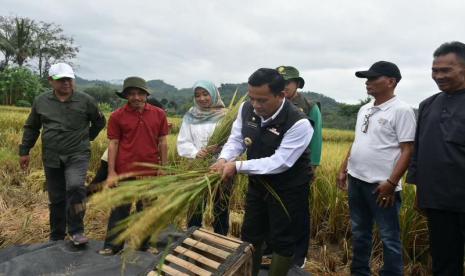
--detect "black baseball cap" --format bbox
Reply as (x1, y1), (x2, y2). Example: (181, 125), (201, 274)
(355, 61), (402, 82)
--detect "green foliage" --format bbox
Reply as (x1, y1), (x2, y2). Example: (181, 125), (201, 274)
(0, 66), (43, 105)
(0, 15), (78, 75)
(32, 21), (79, 79)
(322, 97), (372, 130)
(338, 97), (371, 117)
(83, 84), (123, 109)
(97, 102), (112, 113)
(0, 17), (35, 67)
(15, 99), (31, 107)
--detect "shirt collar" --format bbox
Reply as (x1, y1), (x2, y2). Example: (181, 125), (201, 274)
(443, 88), (465, 96)
(46, 90), (78, 102)
(255, 98), (286, 125)
(124, 103), (150, 113)
(368, 96), (398, 111)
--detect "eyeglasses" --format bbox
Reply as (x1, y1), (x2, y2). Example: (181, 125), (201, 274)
(56, 77), (73, 83)
(361, 109), (377, 133)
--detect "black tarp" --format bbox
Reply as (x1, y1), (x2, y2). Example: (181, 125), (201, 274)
(0, 228), (311, 276)
(0, 226), (186, 276)
(0, 240), (157, 276)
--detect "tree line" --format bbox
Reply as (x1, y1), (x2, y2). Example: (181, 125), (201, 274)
(0, 15), (78, 105)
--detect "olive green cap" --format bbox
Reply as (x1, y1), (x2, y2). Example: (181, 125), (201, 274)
(276, 65), (305, 89)
(115, 76), (151, 99)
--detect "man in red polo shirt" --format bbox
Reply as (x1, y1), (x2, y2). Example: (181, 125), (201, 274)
(99, 76), (168, 255)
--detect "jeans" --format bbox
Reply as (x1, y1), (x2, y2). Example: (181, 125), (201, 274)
(426, 208), (465, 276)
(348, 175), (403, 276)
(44, 153), (89, 240)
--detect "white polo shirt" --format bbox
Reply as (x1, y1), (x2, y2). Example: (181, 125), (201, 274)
(347, 96), (416, 190)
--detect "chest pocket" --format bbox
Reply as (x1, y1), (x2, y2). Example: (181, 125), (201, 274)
(374, 117), (397, 141)
(66, 107), (88, 130)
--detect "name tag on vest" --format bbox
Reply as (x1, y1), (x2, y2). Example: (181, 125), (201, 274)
(267, 127), (280, 136)
(247, 121), (258, 128)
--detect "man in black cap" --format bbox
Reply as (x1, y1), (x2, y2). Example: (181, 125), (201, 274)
(407, 41), (465, 275)
(337, 61), (416, 275)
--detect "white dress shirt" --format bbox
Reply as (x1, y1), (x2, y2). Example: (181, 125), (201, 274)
(219, 100), (313, 175)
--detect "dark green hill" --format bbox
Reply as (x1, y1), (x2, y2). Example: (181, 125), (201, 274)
(76, 77), (361, 129)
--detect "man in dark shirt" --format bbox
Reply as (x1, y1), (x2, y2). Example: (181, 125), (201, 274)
(276, 65), (323, 268)
(19, 63), (106, 245)
(407, 41), (465, 275)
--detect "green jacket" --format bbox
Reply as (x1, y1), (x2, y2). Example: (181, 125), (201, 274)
(19, 90), (106, 168)
(290, 93), (322, 166)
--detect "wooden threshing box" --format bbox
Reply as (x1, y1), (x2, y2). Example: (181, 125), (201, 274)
(148, 227), (253, 276)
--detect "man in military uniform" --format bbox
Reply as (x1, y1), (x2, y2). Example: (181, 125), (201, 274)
(277, 65), (322, 267)
(212, 68), (313, 276)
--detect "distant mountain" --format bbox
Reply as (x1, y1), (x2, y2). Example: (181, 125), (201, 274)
(301, 91), (339, 113)
(75, 76), (114, 88)
(108, 79), (124, 85)
(77, 77), (359, 129)
(146, 80), (178, 94)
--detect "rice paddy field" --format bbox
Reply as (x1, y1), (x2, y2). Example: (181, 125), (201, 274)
(0, 105), (431, 275)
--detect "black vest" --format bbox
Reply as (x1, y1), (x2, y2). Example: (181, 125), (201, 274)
(241, 100), (311, 190)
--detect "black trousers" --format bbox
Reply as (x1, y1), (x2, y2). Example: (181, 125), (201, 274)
(241, 182), (309, 257)
(426, 208), (465, 276)
(188, 180), (232, 236)
(44, 154), (89, 240)
(263, 184), (311, 266)
(86, 160), (108, 196)
(103, 201), (149, 252)
(293, 192), (310, 266)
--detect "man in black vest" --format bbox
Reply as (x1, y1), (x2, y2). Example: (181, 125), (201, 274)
(212, 68), (313, 276)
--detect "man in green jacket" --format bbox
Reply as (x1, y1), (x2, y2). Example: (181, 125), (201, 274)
(277, 65), (323, 267)
(19, 63), (106, 245)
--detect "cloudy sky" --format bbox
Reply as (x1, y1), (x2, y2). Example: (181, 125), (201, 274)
(4, 0), (464, 106)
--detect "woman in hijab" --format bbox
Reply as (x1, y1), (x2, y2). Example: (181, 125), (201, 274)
(177, 80), (230, 235)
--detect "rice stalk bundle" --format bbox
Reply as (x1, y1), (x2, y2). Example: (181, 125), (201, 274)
(207, 91), (245, 147)
(90, 167), (222, 248)
(90, 93), (247, 248)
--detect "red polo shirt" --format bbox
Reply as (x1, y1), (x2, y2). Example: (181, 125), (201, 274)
(108, 103), (168, 175)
